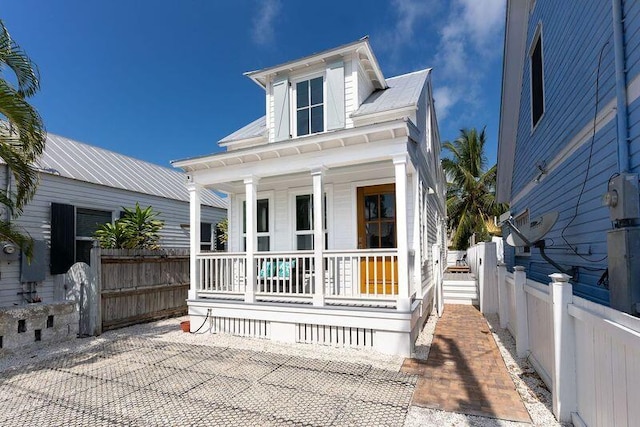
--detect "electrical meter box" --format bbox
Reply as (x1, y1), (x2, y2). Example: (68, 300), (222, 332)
(607, 173), (639, 221)
(608, 227), (640, 315)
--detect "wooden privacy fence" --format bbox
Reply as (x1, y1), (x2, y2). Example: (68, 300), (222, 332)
(91, 247), (190, 332)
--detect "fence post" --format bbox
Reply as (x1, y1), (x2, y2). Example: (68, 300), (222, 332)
(513, 266), (529, 357)
(497, 262), (507, 328)
(89, 244), (102, 336)
(549, 272), (576, 423)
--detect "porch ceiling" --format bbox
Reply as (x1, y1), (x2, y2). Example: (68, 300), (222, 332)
(175, 119), (419, 188)
(213, 161), (401, 193)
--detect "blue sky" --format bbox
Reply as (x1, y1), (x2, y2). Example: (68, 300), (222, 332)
(2, 0), (506, 168)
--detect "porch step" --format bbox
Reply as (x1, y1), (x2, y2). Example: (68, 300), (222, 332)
(443, 279), (478, 305)
(443, 297), (479, 305)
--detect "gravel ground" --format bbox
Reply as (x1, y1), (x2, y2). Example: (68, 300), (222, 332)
(1, 310), (566, 427)
(0, 315), (406, 374)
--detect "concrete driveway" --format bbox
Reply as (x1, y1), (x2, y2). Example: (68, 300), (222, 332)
(0, 319), (416, 426)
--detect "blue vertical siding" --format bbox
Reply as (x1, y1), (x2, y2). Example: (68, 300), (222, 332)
(512, 0), (616, 197)
(504, 0), (640, 304)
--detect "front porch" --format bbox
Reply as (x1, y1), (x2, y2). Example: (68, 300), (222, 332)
(188, 246), (430, 356)
(195, 250), (409, 308)
(176, 119), (445, 356)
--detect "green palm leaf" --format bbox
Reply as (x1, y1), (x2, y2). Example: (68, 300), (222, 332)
(0, 20), (46, 257)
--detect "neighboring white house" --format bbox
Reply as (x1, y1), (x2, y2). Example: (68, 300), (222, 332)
(0, 133), (227, 307)
(173, 38), (447, 357)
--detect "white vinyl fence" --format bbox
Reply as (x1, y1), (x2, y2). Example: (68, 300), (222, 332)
(487, 260), (640, 426)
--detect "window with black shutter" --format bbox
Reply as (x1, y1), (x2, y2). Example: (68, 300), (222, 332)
(75, 208), (112, 264)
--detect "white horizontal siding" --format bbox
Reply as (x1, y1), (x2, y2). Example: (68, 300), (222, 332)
(273, 189), (289, 251)
(344, 58), (356, 129)
(357, 62), (374, 107)
(267, 81), (275, 142)
(332, 183), (354, 250)
(0, 170), (224, 307)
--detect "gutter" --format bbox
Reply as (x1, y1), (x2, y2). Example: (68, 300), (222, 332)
(612, 0), (630, 173)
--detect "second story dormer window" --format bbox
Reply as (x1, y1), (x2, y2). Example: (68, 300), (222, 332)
(295, 76), (324, 136)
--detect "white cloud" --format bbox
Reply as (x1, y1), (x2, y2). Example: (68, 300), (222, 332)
(383, 0), (434, 50)
(433, 86), (457, 120)
(251, 0), (281, 46)
(431, 0), (506, 124)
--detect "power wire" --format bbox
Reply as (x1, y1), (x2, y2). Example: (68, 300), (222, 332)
(560, 39), (610, 264)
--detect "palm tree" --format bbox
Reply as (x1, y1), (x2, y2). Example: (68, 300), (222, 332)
(442, 127), (506, 249)
(0, 20), (46, 256)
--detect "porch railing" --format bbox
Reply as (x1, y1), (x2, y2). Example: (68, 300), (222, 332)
(197, 252), (246, 296)
(254, 251), (314, 298)
(324, 250), (398, 301)
(195, 249), (401, 305)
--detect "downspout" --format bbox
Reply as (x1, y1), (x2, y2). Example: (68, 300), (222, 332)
(612, 0), (630, 173)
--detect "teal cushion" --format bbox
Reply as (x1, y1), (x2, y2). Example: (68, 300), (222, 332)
(277, 260), (296, 278)
(258, 261), (274, 278)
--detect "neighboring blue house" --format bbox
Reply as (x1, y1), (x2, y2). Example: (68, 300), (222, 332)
(497, 0), (640, 309)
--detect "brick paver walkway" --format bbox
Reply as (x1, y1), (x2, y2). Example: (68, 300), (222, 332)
(402, 304), (531, 423)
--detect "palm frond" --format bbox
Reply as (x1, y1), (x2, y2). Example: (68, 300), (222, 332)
(0, 21), (40, 97)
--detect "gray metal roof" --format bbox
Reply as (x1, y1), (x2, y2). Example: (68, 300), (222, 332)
(219, 116), (266, 145)
(35, 133), (227, 209)
(217, 69), (430, 146)
(352, 69), (430, 117)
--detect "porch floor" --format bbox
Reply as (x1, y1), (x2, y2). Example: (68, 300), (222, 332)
(402, 305), (531, 423)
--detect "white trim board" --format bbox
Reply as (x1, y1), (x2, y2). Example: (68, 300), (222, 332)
(510, 72), (640, 206)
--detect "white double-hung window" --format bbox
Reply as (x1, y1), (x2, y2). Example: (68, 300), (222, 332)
(295, 76), (324, 137)
(242, 198), (271, 251)
(271, 61), (345, 142)
(294, 193), (327, 250)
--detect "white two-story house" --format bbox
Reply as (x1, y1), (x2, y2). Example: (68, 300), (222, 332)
(173, 38), (447, 356)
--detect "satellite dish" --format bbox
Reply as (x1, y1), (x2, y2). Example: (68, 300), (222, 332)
(506, 211), (558, 247)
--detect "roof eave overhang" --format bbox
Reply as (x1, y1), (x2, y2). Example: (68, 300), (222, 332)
(244, 38), (387, 90)
(218, 134), (268, 148)
(173, 118), (412, 172)
(351, 105), (418, 122)
(497, 0), (530, 204)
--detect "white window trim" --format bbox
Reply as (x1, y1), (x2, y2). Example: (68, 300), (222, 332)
(200, 222), (214, 251)
(289, 186), (332, 250)
(74, 206), (116, 239)
(350, 178), (396, 248)
(291, 71), (327, 138)
(529, 22), (545, 133)
(238, 191), (275, 252)
(74, 206), (114, 263)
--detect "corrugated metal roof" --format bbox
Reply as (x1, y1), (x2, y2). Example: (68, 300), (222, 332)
(352, 69), (430, 117)
(34, 133), (226, 209)
(216, 69), (430, 146)
(219, 116), (266, 145)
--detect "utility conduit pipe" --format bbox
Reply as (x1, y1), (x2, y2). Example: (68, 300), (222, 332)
(613, 0), (630, 173)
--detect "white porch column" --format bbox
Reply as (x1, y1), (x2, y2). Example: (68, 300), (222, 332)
(549, 272), (577, 423)
(244, 176), (259, 303)
(312, 167), (326, 307)
(513, 265), (529, 357)
(187, 182), (202, 301)
(394, 155), (410, 311)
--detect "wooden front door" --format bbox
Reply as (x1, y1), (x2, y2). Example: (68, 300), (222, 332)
(357, 184), (398, 295)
